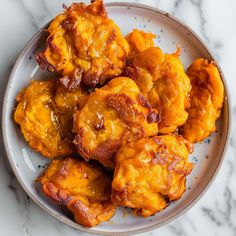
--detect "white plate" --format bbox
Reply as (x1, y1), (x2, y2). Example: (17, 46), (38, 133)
(2, 3), (231, 235)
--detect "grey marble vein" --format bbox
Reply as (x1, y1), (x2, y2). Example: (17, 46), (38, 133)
(169, 223), (187, 236)
(214, 41), (223, 49)
(22, 195), (32, 236)
(184, 215), (197, 232)
(1, 137), (21, 203)
(17, 0), (40, 31)
(189, 0), (210, 43)
(225, 160), (234, 184)
(172, 0), (183, 15)
(7, 176), (20, 203)
(40, 0), (51, 19)
(202, 207), (222, 226)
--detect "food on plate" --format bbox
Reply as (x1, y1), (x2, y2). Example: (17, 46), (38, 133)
(112, 135), (193, 217)
(126, 47), (191, 134)
(73, 77), (159, 168)
(36, 0), (130, 89)
(181, 58), (224, 142)
(148, 49), (191, 134)
(126, 29), (156, 58)
(14, 80), (86, 158)
(38, 158), (115, 227)
(54, 83), (86, 112)
(12, 0), (226, 227)
(125, 47), (165, 96)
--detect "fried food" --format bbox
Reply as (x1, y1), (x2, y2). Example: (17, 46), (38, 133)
(73, 77), (159, 168)
(125, 47), (164, 96)
(148, 50), (191, 133)
(38, 158), (115, 227)
(125, 47), (191, 134)
(14, 80), (86, 158)
(126, 29), (156, 58)
(36, 0), (130, 89)
(112, 135), (193, 217)
(181, 58), (224, 143)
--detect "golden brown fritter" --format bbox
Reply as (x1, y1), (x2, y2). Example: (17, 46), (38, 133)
(73, 77), (159, 168)
(112, 135), (193, 217)
(14, 80), (86, 158)
(125, 47), (165, 96)
(126, 29), (156, 58)
(36, 0), (130, 89)
(148, 51), (191, 133)
(181, 58), (224, 143)
(54, 84), (85, 112)
(125, 47), (191, 134)
(38, 158), (115, 227)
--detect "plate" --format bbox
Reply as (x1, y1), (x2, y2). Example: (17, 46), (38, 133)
(2, 2), (231, 235)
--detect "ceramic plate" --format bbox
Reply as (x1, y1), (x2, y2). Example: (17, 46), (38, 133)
(2, 3), (231, 235)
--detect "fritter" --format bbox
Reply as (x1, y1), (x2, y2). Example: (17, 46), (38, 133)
(112, 135), (193, 217)
(38, 158), (115, 227)
(126, 29), (156, 58)
(181, 58), (224, 142)
(73, 77), (159, 168)
(14, 80), (85, 158)
(36, 0), (130, 89)
(125, 47), (191, 134)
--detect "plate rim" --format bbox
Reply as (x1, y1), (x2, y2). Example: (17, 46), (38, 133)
(1, 2), (231, 235)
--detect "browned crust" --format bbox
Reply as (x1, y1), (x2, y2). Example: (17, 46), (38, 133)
(61, 17), (75, 31)
(67, 199), (96, 227)
(137, 94), (160, 123)
(82, 71), (100, 87)
(74, 128), (91, 162)
(74, 128), (121, 168)
(93, 114), (104, 130)
(137, 93), (152, 109)
(42, 182), (72, 204)
(150, 150), (168, 165)
(47, 36), (61, 53)
(111, 188), (130, 206)
(36, 35), (60, 72)
(147, 110), (160, 123)
(60, 68), (83, 91)
(124, 63), (138, 81)
(36, 52), (56, 72)
(106, 93), (140, 123)
(107, 29), (116, 44)
(86, 0), (107, 17)
(65, 1), (107, 18)
(93, 139), (121, 168)
(67, 198), (115, 228)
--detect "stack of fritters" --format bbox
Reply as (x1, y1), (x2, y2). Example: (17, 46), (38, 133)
(14, 0), (224, 228)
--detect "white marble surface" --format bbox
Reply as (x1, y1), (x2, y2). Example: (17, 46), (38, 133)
(0, 0), (236, 235)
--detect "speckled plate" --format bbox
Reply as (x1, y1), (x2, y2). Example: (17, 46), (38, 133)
(2, 2), (231, 236)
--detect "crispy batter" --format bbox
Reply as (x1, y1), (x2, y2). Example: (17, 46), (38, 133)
(54, 83), (85, 111)
(36, 0), (130, 89)
(14, 80), (86, 158)
(126, 29), (156, 58)
(181, 58), (224, 142)
(149, 51), (191, 133)
(38, 158), (115, 227)
(112, 135), (193, 217)
(125, 47), (165, 95)
(73, 77), (159, 168)
(125, 47), (191, 134)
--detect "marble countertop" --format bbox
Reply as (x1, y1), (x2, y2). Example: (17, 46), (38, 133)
(0, 0), (236, 235)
